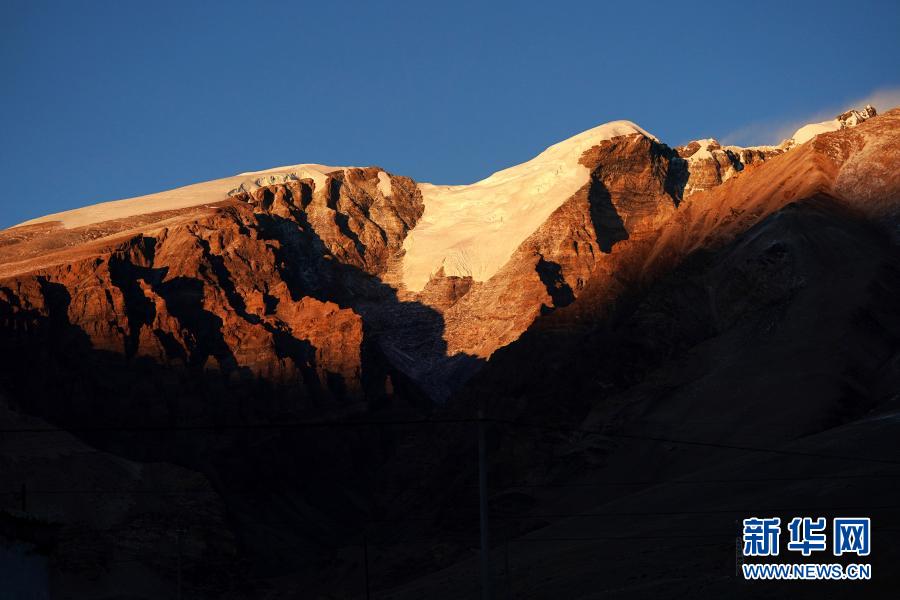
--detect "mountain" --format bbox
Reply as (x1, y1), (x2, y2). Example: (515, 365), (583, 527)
(1, 104), (898, 598)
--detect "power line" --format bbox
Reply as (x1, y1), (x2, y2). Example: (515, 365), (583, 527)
(511, 533), (736, 542)
(2, 415), (898, 466)
(4, 484), (898, 522)
(3, 472), (898, 497)
(0, 416), (474, 434)
(360, 533), (738, 545)
(493, 503), (900, 520)
(486, 418), (900, 467)
(488, 472), (900, 488)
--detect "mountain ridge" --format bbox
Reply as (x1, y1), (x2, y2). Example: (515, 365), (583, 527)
(10, 107), (877, 231)
(1, 104), (899, 598)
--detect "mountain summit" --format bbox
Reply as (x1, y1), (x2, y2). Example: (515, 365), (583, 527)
(1, 106), (893, 396)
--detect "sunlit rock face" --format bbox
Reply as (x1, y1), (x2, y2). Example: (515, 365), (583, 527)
(0, 106), (890, 405)
(0, 123), (686, 402)
(675, 138), (787, 196)
(1, 168), (425, 410)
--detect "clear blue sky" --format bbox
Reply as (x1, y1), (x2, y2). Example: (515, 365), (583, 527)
(2, 0), (899, 228)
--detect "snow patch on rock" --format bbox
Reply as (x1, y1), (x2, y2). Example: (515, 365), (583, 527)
(15, 164), (346, 230)
(790, 105), (877, 146)
(791, 119), (843, 145)
(684, 138), (718, 162)
(377, 171), (392, 197)
(231, 164), (343, 195)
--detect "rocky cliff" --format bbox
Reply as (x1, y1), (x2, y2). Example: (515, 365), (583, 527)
(0, 124), (686, 404)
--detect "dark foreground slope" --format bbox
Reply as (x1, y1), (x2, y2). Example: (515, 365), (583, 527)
(385, 195), (900, 599)
(383, 111), (900, 598)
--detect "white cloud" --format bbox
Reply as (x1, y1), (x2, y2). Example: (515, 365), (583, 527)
(720, 86), (900, 147)
(856, 87), (900, 113)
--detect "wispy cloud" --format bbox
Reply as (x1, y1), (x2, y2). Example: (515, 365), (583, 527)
(720, 86), (900, 147)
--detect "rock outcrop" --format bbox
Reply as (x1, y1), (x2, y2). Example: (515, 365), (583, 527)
(0, 167), (433, 404)
(676, 138), (786, 195)
(436, 132), (684, 358)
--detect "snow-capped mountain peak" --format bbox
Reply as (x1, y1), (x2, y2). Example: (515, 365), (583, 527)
(401, 120), (655, 290)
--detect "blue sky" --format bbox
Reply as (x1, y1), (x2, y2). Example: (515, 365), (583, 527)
(2, 0), (899, 228)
